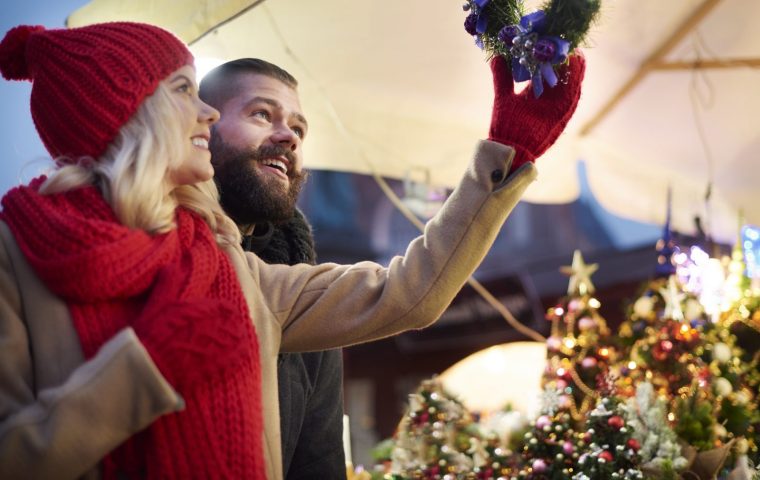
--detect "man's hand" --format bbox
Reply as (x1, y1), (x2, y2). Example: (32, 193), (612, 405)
(488, 51), (586, 173)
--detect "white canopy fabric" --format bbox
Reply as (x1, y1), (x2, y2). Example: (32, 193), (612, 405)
(68, 0), (760, 244)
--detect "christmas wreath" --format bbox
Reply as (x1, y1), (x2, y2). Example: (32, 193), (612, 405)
(463, 0), (601, 97)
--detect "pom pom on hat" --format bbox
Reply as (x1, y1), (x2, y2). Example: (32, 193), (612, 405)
(0, 22), (193, 161)
(0, 25), (45, 81)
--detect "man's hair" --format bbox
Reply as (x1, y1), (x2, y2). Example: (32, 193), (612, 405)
(40, 83), (241, 247)
(199, 58), (298, 109)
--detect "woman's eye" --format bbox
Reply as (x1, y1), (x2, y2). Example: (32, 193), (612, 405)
(176, 83), (192, 94)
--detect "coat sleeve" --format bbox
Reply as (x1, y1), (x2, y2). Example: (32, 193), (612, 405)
(0, 223), (184, 479)
(248, 140), (537, 352)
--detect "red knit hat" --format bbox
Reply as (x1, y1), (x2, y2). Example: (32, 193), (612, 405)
(0, 22), (193, 160)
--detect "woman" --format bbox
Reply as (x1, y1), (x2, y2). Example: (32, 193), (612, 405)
(0, 21), (582, 480)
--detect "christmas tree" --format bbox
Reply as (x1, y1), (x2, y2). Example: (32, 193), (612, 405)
(621, 381), (688, 478)
(712, 225), (760, 467)
(388, 378), (505, 479)
(544, 250), (615, 418)
(573, 379), (644, 480)
(513, 387), (580, 479)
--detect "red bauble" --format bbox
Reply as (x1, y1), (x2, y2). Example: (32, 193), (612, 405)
(479, 468), (494, 479)
(652, 344), (669, 362)
(607, 415), (625, 429)
(627, 438), (641, 451)
(599, 450), (614, 462)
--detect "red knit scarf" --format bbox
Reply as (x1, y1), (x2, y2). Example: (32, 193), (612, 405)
(1, 178), (267, 479)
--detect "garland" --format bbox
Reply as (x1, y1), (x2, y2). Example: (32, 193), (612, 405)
(463, 0), (601, 96)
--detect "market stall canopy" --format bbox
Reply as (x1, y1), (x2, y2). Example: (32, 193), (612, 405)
(68, 0), (760, 244)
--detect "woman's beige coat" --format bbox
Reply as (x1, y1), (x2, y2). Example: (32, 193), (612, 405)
(0, 141), (536, 479)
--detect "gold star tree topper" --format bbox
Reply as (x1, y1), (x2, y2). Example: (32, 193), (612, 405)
(560, 250), (599, 296)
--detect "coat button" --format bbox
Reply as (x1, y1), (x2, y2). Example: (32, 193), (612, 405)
(491, 169), (504, 183)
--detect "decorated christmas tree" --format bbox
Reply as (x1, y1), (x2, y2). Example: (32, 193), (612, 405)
(512, 387), (580, 479)
(711, 223), (760, 466)
(388, 378), (503, 479)
(621, 381), (688, 478)
(543, 250), (616, 418)
(611, 208), (757, 476)
(613, 199), (713, 403)
(572, 378), (644, 480)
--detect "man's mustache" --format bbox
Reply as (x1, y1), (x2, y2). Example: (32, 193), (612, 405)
(248, 145), (297, 171)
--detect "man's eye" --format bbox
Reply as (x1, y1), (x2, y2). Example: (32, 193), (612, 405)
(252, 111), (270, 120)
(292, 126), (304, 139)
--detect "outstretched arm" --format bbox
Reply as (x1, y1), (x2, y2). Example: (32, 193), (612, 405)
(247, 140), (537, 352)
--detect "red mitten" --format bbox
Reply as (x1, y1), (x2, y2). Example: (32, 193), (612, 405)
(132, 268), (252, 392)
(488, 51), (586, 173)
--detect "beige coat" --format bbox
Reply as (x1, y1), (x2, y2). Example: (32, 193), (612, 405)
(0, 141), (536, 479)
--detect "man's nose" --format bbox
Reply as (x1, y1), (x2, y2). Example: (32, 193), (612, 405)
(271, 122), (298, 151)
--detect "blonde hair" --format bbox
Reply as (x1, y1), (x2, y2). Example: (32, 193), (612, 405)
(39, 83), (240, 247)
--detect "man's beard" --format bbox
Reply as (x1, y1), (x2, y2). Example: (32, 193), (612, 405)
(210, 136), (307, 225)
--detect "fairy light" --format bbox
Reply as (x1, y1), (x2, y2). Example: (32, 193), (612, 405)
(700, 257), (726, 321)
(742, 225), (760, 291)
(588, 298), (601, 309)
(627, 361), (637, 370)
(675, 246), (709, 294)
(674, 252), (689, 265)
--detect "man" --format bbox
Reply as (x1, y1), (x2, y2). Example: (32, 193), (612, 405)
(200, 59), (347, 480)
(198, 53), (585, 479)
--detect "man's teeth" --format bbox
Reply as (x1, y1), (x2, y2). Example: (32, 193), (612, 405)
(192, 137), (208, 149)
(262, 159), (287, 174)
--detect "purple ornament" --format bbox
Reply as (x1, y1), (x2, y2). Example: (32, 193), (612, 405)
(578, 316), (597, 331)
(535, 415), (552, 430)
(532, 38), (558, 63)
(497, 25), (521, 45)
(581, 357), (598, 369)
(464, 13), (479, 35)
(563, 441), (575, 455)
(532, 458), (548, 473)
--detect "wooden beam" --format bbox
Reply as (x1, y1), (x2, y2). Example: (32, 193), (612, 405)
(651, 57), (760, 70)
(580, 0), (723, 136)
